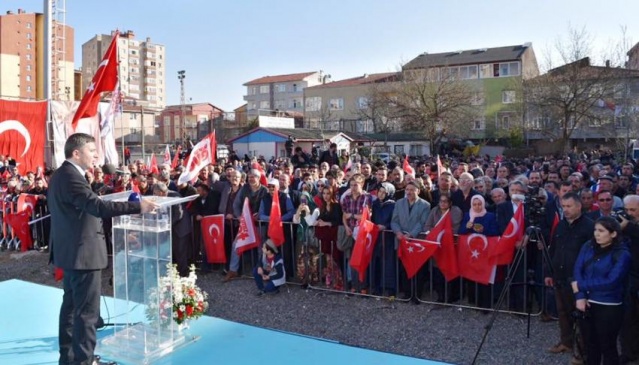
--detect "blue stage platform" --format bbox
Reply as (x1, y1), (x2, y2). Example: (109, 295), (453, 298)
(0, 279), (447, 365)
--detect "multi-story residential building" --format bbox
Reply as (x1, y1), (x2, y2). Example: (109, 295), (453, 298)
(243, 71), (326, 119)
(0, 9), (74, 100)
(304, 72), (399, 133)
(82, 30), (166, 109)
(158, 103), (224, 144)
(401, 44), (539, 139)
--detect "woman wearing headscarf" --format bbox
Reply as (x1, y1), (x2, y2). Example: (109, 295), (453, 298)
(459, 194), (499, 309)
(292, 190), (320, 286)
(371, 182), (397, 296)
(572, 217), (631, 365)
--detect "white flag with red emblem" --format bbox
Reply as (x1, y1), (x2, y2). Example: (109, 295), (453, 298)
(72, 32), (119, 130)
(163, 144), (171, 164)
(177, 131), (216, 185)
(235, 198), (259, 255)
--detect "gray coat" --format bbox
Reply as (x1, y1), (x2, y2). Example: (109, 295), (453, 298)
(390, 197), (431, 239)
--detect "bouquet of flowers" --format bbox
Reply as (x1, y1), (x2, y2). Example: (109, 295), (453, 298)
(146, 263), (209, 327)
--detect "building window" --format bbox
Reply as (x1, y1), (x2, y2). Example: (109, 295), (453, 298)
(459, 65), (478, 80)
(502, 90), (516, 104)
(26, 22), (32, 29)
(293, 83), (299, 92)
(26, 75), (31, 82)
(26, 65), (31, 71)
(305, 97), (321, 111)
(394, 145), (404, 155)
(26, 43), (31, 50)
(495, 62), (520, 77)
(259, 100), (270, 109)
(274, 99), (286, 109)
(497, 114), (511, 129)
(329, 98), (344, 110)
(357, 96), (369, 109)
(290, 98), (302, 108)
(26, 54), (31, 61)
(26, 33), (32, 40)
(259, 85), (269, 94)
(275, 84), (286, 93)
(130, 113), (137, 120)
(471, 118), (485, 130)
(471, 92), (484, 106)
(479, 64), (492, 79)
(26, 86), (32, 92)
(409, 144), (423, 157)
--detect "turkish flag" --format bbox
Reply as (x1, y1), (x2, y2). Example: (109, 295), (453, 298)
(177, 131), (215, 185)
(426, 211), (459, 282)
(251, 161), (268, 186)
(16, 194), (38, 213)
(150, 153), (159, 175)
(131, 180), (140, 193)
(436, 154), (445, 178)
(403, 155), (415, 176)
(550, 212), (560, 241)
(201, 214), (226, 263)
(349, 208), (379, 281)
(72, 31), (119, 130)
(458, 234), (498, 285)
(267, 188), (285, 246)
(234, 198), (259, 255)
(0, 100), (47, 175)
(172, 145), (182, 169)
(398, 237), (439, 279)
(163, 144), (171, 164)
(5, 208), (32, 252)
(490, 203), (524, 265)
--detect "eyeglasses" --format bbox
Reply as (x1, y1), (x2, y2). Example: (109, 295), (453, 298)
(598, 198), (612, 202)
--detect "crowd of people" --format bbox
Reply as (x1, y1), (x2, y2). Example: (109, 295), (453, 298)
(6, 140), (639, 364)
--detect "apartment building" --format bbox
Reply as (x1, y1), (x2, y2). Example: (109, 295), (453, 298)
(243, 71), (325, 119)
(82, 30), (166, 109)
(158, 103), (224, 143)
(0, 8), (74, 100)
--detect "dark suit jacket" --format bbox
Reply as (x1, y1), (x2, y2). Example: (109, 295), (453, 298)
(167, 190), (192, 238)
(49, 161), (141, 270)
(495, 201), (516, 234)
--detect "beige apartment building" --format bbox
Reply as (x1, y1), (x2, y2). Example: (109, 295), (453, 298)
(0, 8), (74, 100)
(82, 30), (166, 109)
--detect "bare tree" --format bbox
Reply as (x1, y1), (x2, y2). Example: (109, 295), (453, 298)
(524, 26), (623, 153)
(353, 82), (401, 147)
(384, 66), (479, 152)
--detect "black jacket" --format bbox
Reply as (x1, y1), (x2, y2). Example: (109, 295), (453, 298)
(49, 161), (140, 270)
(622, 221), (639, 291)
(549, 214), (594, 282)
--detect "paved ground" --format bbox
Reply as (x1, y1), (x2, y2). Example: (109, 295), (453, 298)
(0, 249), (585, 364)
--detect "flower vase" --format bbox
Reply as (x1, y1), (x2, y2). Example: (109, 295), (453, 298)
(176, 321), (189, 333)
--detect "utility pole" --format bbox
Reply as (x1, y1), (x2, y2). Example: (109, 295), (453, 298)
(141, 105), (145, 162)
(178, 70), (186, 145)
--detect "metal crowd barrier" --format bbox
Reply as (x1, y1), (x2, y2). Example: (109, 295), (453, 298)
(0, 194), (49, 252)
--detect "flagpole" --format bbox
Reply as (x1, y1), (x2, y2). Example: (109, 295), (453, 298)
(115, 31), (125, 166)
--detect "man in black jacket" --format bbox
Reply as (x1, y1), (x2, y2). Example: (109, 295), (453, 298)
(50, 133), (157, 365)
(319, 143), (340, 167)
(618, 194), (639, 363)
(544, 192), (593, 360)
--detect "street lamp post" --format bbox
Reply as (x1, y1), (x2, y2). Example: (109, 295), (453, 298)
(177, 70), (186, 145)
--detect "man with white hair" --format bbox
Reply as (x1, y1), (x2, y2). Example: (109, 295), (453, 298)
(451, 172), (480, 213)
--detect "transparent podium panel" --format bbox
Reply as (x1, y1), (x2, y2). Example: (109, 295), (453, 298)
(97, 194), (198, 364)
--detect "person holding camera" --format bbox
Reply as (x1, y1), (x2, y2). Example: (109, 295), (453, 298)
(572, 217), (631, 365)
(618, 194), (639, 363)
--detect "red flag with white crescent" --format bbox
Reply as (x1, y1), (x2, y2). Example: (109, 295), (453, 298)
(172, 145), (182, 169)
(234, 198), (259, 255)
(201, 214), (226, 263)
(426, 210), (459, 281)
(457, 234), (498, 284)
(150, 153), (159, 175)
(72, 31), (119, 130)
(0, 100), (47, 175)
(16, 194), (38, 213)
(349, 208), (379, 281)
(490, 203), (524, 265)
(267, 187), (285, 246)
(398, 237), (438, 279)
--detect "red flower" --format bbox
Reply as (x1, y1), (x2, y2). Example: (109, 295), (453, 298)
(186, 304), (194, 316)
(188, 288), (196, 297)
(177, 310), (183, 320)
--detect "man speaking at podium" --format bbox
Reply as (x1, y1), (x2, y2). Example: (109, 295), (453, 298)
(49, 133), (158, 365)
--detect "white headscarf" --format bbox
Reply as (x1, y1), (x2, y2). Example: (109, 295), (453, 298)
(468, 194), (487, 224)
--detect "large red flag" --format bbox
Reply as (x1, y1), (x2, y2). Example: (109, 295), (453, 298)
(171, 145), (182, 169)
(201, 214), (226, 263)
(72, 32), (119, 130)
(150, 153), (159, 175)
(5, 208), (32, 252)
(177, 131), (215, 185)
(426, 211), (459, 281)
(0, 100), (47, 175)
(349, 208), (379, 281)
(490, 203), (524, 265)
(403, 155), (415, 176)
(235, 198), (259, 255)
(457, 234), (498, 285)
(16, 194), (38, 213)
(398, 237), (439, 279)
(267, 188), (285, 246)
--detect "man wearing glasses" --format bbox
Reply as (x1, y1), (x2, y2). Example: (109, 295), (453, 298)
(586, 190), (617, 220)
(618, 195), (639, 363)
